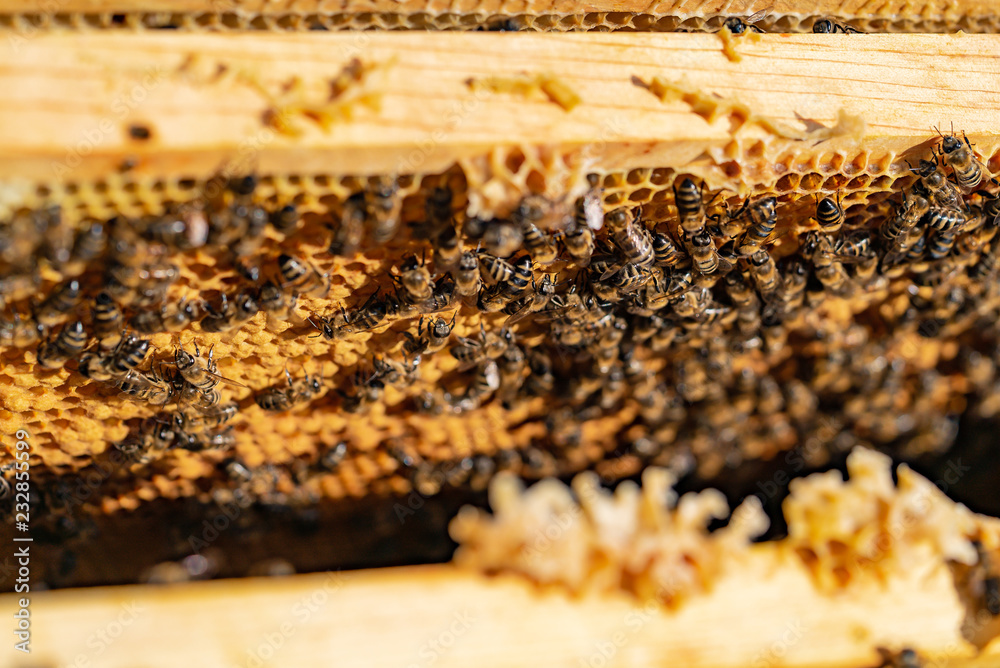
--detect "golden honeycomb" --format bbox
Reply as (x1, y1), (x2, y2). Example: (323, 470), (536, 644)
(2, 0), (999, 34)
(1, 5), (1000, 593)
(4, 134), (999, 513)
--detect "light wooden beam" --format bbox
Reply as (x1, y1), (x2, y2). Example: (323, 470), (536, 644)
(3, 554), (999, 668)
(2, 32), (999, 191)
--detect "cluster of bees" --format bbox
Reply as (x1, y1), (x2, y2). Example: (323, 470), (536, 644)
(375, 129), (1000, 489)
(1, 128), (999, 514)
(0, 176), (300, 461)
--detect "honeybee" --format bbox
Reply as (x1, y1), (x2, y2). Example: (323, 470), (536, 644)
(144, 207), (210, 251)
(105, 332), (151, 377)
(77, 350), (113, 381)
(116, 418), (175, 465)
(925, 206), (967, 232)
(957, 220), (997, 257)
(37, 320), (87, 368)
(117, 368), (174, 405)
(219, 203), (269, 259)
(721, 9), (767, 33)
(483, 221), (523, 259)
(723, 271), (756, 308)
(175, 344), (244, 391)
(318, 441), (349, 471)
(981, 186), (1000, 226)
(0, 311), (45, 349)
(525, 349), (555, 396)
(875, 647), (923, 668)
(497, 254), (535, 299)
(331, 191), (366, 257)
(340, 367), (385, 412)
(433, 225), (462, 270)
(269, 204), (299, 234)
(131, 297), (202, 334)
(255, 280), (297, 330)
(503, 273), (556, 325)
(715, 239), (740, 275)
(310, 291), (386, 340)
(735, 196), (778, 256)
(910, 159), (963, 211)
(88, 292), (124, 350)
(176, 402), (239, 433)
(477, 283), (509, 314)
(200, 290), (259, 333)
(674, 178), (708, 237)
(830, 231), (871, 259)
(816, 264), (852, 296)
(478, 252), (515, 287)
(183, 426), (236, 452)
(748, 250), (781, 300)
(456, 359), (500, 410)
(35, 279), (81, 327)
(497, 343), (527, 402)
(937, 127), (985, 190)
(602, 263), (655, 297)
(396, 254), (435, 304)
(421, 186), (454, 241)
(689, 229), (721, 274)
(107, 262), (178, 305)
(278, 253), (330, 299)
(927, 227), (958, 259)
(414, 389), (449, 415)
(881, 193), (929, 250)
(652, 231), (687, 268)
(365, 175), (402, 245)
(451, 322), (513, 367)
(812, 18), (862, 33)
(453, 250), (482, 297)
(417, 274), (457, 315)
(255, 369), (323, 412)
(606, 208), (655, 270)
(68, 219), (109, 270)
(562, 222), (595, 267)
(815, 193), (845, 232)
(373, 354), (421, 386)
(520, 219), (559, 265)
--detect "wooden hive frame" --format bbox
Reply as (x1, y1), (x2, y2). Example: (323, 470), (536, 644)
(2, 2), (1000, 666)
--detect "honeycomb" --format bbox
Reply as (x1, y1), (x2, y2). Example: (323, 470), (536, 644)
(4, 126), (999, 518)
(2, 0), (999, 34)
(2, 8), (1000, 596)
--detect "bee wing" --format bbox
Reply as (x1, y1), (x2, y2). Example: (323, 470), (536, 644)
(503, 300), (536, 327)
(201, 368), (248, 388)
(827, 252), (871, 265)
(662, 282), (696, 302)
(456, 360), (482, 373)
(745, 8), (770, 24)
(599, 264), (624, 282)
